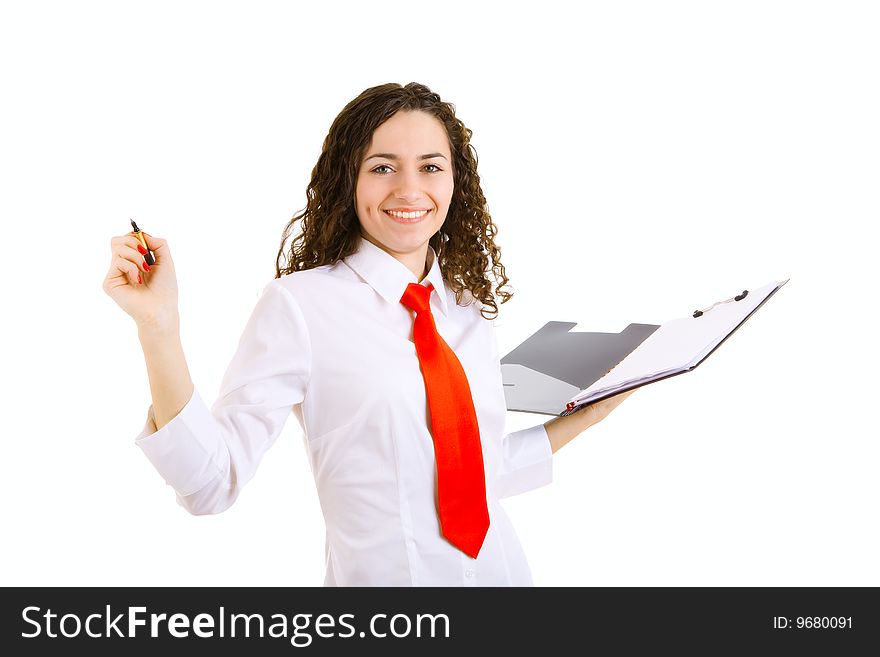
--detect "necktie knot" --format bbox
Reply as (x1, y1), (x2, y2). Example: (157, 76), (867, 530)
(400, 282), (435, 315)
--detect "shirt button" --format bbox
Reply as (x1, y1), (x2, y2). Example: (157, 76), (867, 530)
(465, 569), (475, 578)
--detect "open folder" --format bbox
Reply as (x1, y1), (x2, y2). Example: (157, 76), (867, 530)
(500, 279), (789, 416)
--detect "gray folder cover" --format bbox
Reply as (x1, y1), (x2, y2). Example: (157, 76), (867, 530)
(500, 322), (660, 416)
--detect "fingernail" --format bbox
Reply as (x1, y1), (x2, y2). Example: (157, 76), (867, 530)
(137, 274), (142, 284)
(142, 260), (150, 272)
(137, 244), (147, 255)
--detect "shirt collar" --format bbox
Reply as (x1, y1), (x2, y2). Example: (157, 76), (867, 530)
(343, 236), (449, 317)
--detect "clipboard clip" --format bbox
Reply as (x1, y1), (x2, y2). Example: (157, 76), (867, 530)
(693, 290), (748, 318)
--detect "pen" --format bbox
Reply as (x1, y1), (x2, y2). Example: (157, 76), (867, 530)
(129, 219), (156, 266)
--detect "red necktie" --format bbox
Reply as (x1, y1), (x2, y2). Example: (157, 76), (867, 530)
(400, 281), (490, 559)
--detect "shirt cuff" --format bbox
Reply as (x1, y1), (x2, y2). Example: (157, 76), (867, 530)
(133, 388), (228, 497)
(497, 423), (554, 499)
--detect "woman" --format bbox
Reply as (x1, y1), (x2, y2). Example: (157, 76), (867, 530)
(102, 82), (633, 586)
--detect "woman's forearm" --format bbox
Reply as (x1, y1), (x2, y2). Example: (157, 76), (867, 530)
(138, 317), (194, 431)
(543, 409), (596, 454)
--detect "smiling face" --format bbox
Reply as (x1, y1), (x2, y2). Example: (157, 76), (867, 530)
(354, 110), (454, 280)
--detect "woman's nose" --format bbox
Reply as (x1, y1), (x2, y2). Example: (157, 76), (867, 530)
(392, 168), (423, 199)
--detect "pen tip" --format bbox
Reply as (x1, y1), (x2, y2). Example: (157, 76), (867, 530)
(130, 218), (139, 231)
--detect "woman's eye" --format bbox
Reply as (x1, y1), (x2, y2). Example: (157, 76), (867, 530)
(424, 164), (442, 173)
(372, 164), (393, 174)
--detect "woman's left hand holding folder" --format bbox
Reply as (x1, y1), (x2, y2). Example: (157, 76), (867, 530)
(543, 388), (637, 454)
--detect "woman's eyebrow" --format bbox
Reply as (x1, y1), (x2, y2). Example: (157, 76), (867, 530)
(364, 152), (448, 162)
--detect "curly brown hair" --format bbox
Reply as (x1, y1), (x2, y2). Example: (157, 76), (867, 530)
(274, 82), (513, 320)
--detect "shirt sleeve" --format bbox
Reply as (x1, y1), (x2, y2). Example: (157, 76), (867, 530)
(489, 320), (554, 499)
(133, 279), (311, 515)
(496, 423), (553, 498)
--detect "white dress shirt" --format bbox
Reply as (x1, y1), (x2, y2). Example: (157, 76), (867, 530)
(134, 236), (553, 586)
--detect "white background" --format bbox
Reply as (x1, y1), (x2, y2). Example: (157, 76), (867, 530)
(1, 0), (877, 586)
